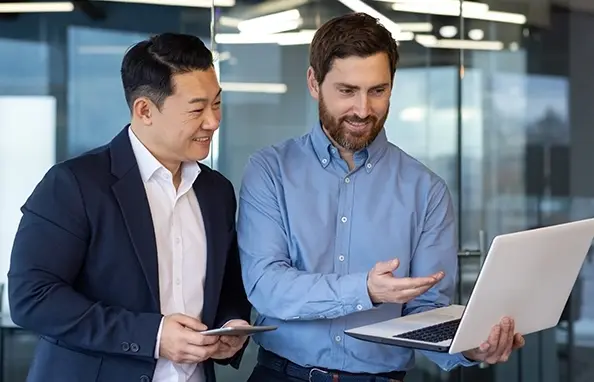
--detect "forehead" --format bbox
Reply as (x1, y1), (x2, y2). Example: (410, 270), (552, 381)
(171, 68), (220, 99)
(325, 53), (391, 87)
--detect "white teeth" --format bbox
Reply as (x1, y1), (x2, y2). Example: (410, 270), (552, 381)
(192, 137), (210, 142)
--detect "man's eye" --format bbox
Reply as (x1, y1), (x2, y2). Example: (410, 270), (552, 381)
(339, 88), (353, 95)
(192, 109), (204, 114)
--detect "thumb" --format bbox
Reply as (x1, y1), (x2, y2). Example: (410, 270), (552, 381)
(173, 314), (206, 331)
(373, 258), (400, 275)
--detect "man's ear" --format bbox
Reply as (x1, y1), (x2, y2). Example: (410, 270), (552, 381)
(306, 66), (320, 101)
(132, 97), (154, 126)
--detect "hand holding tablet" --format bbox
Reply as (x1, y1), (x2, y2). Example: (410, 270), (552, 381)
(201, 325), (277, 336)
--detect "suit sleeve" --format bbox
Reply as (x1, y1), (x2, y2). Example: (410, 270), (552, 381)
(7, 164), (163, 359)
(213, 179), (253, 368)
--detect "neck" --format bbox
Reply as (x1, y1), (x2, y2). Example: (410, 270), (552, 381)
(130, 122), (182, 176)
(322, 125), (355, 170)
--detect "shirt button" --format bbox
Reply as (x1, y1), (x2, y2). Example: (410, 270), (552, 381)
(338, 255), (345, 261)
(335, 336), (341, 342)
(356, 304), (363, 311)
(175, 237), (181, 244)
(366, 163), (373, 169)
(322, 158), (328, 164)
(341, 217), (347, 223)
(176, 278), (181, 285)
(344, 177), (350, 183)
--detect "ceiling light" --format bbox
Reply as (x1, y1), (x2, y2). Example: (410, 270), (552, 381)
(215, 30), (316, 45)
(392, 0), (489, 17)
(94, 0), (235, 8)
(221, 82), (287, 94)
(238, 9), (302, 34)
(0, 2), (74, 13)
(480, 10), (526, 24)
(439, 25), (457, 38)
(391, 0), (526, 24)
(415, 34), (504, 50)
(215, 30), (414, 46)
(468, 29), (484, 40)
(336, 0), (402, 37)
(218, 16), (241, 28)
(398, 22), (433, 32)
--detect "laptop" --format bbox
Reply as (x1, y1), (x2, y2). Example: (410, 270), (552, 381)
(345, 218), (594, 354)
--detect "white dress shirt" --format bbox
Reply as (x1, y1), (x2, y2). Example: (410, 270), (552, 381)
(128, 128), (207, 382)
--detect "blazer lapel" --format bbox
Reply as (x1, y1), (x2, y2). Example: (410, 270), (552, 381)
(109, 127), (160, 309)
(193, 171), (224, 327)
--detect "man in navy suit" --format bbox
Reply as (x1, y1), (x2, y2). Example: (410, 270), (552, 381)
(7, 33), (251, 382)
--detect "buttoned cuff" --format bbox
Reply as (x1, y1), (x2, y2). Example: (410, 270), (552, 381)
(456, 352), (480, 367)
(154, 317), (165, 359)
(340, 272), (375, 315)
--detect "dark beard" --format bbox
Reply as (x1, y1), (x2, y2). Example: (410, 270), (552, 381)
(319, 93), (387, 152)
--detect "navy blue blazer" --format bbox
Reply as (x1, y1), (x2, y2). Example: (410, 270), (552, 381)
(7, 126), (251, 382)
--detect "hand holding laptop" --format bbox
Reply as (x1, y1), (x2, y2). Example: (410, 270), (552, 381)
(367, 258), (445, 304)
(462, 316), (525, 364)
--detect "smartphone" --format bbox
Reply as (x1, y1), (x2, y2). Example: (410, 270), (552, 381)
(200, 325), (278, 336)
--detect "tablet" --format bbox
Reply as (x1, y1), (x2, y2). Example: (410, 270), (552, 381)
(200, 325), (278, 336)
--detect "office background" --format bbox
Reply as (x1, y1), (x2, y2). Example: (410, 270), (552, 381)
(1, 0), (593, 381)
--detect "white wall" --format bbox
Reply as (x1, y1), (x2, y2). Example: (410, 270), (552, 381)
(0, 96), (56, 312)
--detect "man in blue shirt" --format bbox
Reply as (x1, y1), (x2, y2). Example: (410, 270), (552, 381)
(237, 12), (525, 382)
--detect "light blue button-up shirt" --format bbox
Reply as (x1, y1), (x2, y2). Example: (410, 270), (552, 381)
(237, 123), (476, 373)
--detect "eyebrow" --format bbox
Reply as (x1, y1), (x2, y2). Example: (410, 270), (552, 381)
(335, 82), (390, 90)
(188, 88), (222, 104)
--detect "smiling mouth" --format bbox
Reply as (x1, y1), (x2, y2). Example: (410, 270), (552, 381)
(345, 120), (371, 130)
(192, 137), (211, 143)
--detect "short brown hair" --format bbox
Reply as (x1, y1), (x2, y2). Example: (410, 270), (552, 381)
(309, 12), (399, 85)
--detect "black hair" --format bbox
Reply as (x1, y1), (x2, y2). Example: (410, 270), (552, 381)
(121, 32), (213, 111)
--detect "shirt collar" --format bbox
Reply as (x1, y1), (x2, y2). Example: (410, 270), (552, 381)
(310, 121), (388, 172)
(128, 127), (201, 185)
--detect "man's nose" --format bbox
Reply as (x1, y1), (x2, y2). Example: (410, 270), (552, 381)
(202, 109), (220, 131)
(354, 94), (371, 118)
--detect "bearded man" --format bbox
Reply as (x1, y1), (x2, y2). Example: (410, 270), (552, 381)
(236, 12), (524, 382)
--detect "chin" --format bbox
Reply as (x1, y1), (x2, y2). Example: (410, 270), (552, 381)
(185, 150), (210, 163)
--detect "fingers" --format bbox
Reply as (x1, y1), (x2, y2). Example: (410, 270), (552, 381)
(388, 272), (444, 300)
(494, 318), (512, 362)
(502, 319), (515, 361)
(372, 259), (400, 275)
(484, 323), (501, 364)
(172, 314), (207, 332)
(220, 335), (247, 348)
(186, 330), (220, 346)
(512, 333), (525, 349)
(403, 272), (445, 289)
(483, 317), (517, 364)
(181, 342), (220, 363)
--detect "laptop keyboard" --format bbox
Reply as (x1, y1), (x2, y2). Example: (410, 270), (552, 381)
(393, 319), (461, 343)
